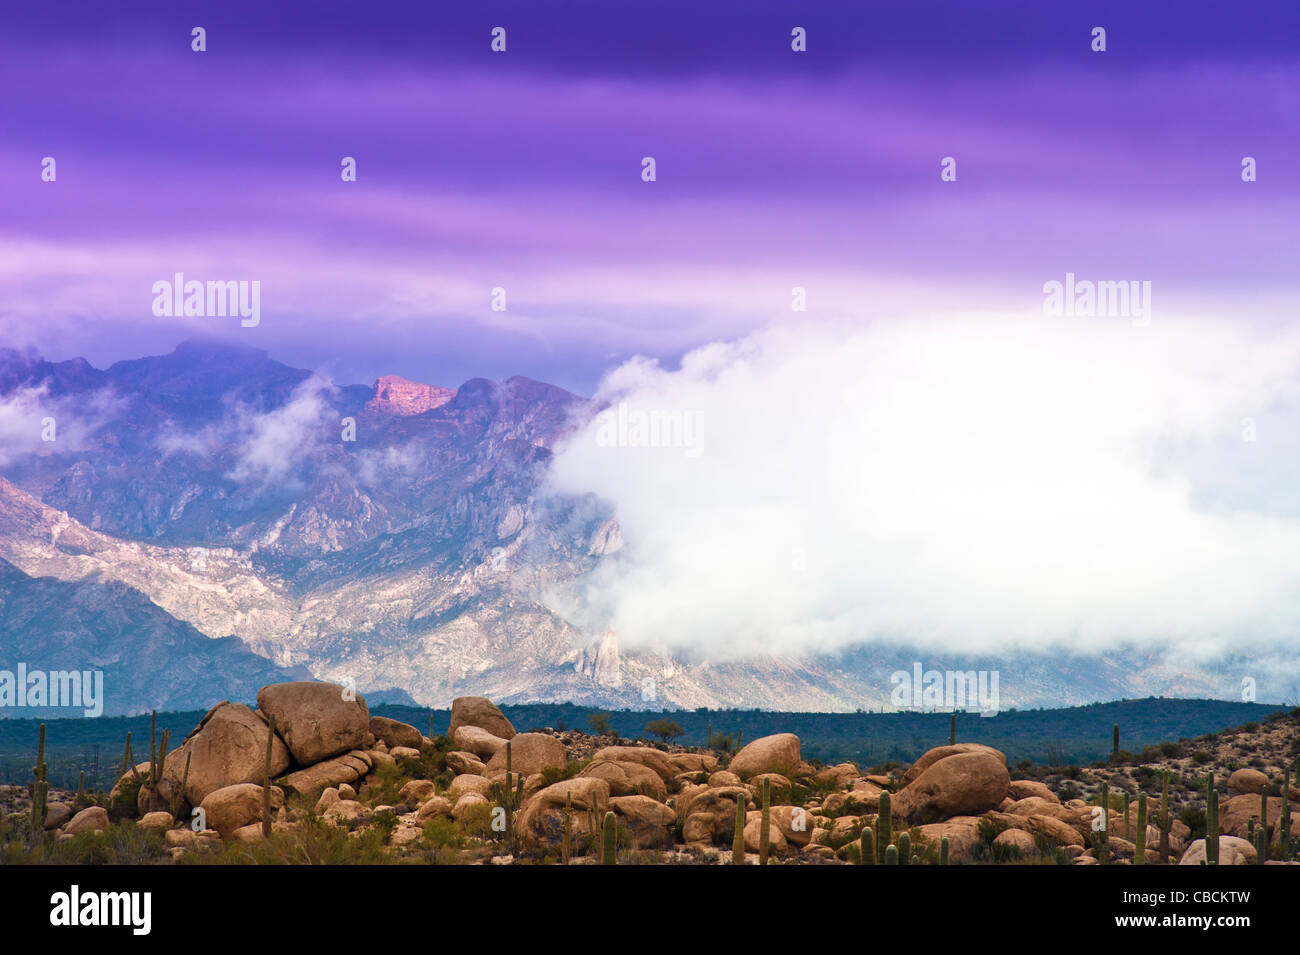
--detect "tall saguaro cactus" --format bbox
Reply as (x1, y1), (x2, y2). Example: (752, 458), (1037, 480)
(897, 831), (911, 865)
(1158, 773), (1171, 864)
(1206, 775), (1219, 866)
(759, 777), (772, 866)
(949, 712), (956, 746)
(1257, 780), (1269, 864)
(860, 826), (875, 865)
(31, 723), (49, 836)
(262, 714), (277, 838)
(1112, 723), (1120, 760)
(876, 791), (892, 864)
(732, 793), (747, 865)
(1281, 767), (1292, 859)
(939, 836), (949, 865)
(1134, 792), (1147, 866)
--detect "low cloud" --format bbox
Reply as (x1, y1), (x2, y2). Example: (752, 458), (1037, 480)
(546, 316), (1300, 663)
(0, 383), (121, 465)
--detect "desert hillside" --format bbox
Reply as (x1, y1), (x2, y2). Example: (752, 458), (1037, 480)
(4, 683), (1297, 865)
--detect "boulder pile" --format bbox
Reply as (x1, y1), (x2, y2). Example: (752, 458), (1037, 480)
(48, 685), (1293, 865)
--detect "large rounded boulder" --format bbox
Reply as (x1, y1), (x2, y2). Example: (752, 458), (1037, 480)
(482, 733), (565, 778)
(729, 734), (801, 778)
(173, 701), (291, 804)
(447, 697), (516, 741)
(894, 750), (1010, 824)
(256, 682), (370, 766)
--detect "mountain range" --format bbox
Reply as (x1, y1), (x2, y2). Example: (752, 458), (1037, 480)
(0, 340), (1266, 716)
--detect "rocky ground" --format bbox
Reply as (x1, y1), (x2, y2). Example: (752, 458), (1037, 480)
(3, 683), (1298, 865)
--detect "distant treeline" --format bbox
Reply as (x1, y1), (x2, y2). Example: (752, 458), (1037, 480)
(0, 697), (1288, 789)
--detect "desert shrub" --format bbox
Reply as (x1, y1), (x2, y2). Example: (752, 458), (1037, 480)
(365, 761), (414, 806)
(422, 816), (464, 850)
(107, 775), (142, 821)
(186, 814), (391, 865)
(3, 821), (167, 865)
(1180, 805), (1206, 840)
(539, 760), (587, 788)
(587, 713), (614, 736)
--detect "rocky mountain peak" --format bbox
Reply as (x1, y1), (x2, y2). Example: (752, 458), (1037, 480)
(365, 375), (456, 415)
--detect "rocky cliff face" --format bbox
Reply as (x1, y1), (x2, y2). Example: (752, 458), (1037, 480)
(365, 375), (456, 415)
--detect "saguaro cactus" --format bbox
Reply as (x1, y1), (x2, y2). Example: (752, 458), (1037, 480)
(940, 835), (950, 865)
(262, 714), (276, 838)
(1206, 775), (1219, 866)
(898, 831), (911, 865)
(759, 777), (772, 866)
(1112, 723), (1119, 760)
(876, 791), (892, 864)
(1281, 767), (1292, 859)
(1096, 781), (1110, 864)
(860, 826), (875, 865)
(885, 843), (898, 865)
(732, 793), (747, 865)
(949, 712), (956, 746)
(1134, 792), (1147, 866)
(601, 810), (617, 865)
(1158, 773), (1171, 864)
(1258, 781), (1269, 864)
(31, 723), (49, 836)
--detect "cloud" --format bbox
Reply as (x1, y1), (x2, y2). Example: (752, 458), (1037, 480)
(545, 314), (1300, 663)
(226, 376), (338, 488)
(0, 382), (121, 466)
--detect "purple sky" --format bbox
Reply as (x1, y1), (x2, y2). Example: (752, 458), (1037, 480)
(2, 0), (1298, 393)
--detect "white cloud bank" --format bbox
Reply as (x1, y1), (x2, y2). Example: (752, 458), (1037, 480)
(546, 315), (1300, 663)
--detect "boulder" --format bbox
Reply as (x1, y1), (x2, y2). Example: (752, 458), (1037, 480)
(398, 779), (437, 806)
(199, 783), (284, 838)
(1219, 793), (1288, 841)
(769, 804), (814, 847)
(709, 771), (743, 788)
(445, 751), (486, 776)
(588, 746), (677, 782)
(744, 810), (788, 853)
(729, 734), (801, 778)
(447, 696), (516, 741)
(1180, 836), (1257, 866)
(256, 682), (370, 765)
(416, 796), (454, 822)
(280, 751), (372, 799)
(669, 753), (718, 774)
(1007, 780), (1058, 803)
(901, 744), (1006, 788)
(994, 828), (1038, 855)
(916, 817), (983, 863)
(578, 760), (668, 801)
(137, 811), (175, 832)
(517, 778), (610, 850)
(451, 792), (491, 823)
(168, 701), (291, 805)
(43, 803), (73, 830)
(453, 725), (508, 759)
(63, 806), (109, 835)
(482, 733), (565, 778)
(448, 774), (493, 802)
(1226, 768), (1269, 796)
(610, 795), (677, 848)
(369, 716), (424, 751)
(894, 751), (1009, 823)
